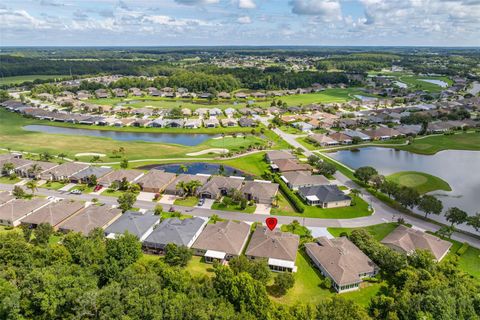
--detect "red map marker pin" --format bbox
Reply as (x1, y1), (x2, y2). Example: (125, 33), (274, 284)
(265, 217), (278, 231)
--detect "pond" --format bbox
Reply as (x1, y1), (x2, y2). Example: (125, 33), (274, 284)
(23, 125), (220, 146)
(329, 147), (480, 221)
(139, 162), (252, 178)
(420, 79), (449, 88)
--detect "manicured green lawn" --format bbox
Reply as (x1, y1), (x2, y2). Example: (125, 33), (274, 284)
(42, 181), (66, 190)
(271, 251), (384, 307)
(211, 199), (256, 213)
(160, 212), (193, 220)
(280, 224), (311, 237)
(206, 135), (266, 152)
(328, 223), (399, 241)
(173, 196), (198, 207)
(398, 75), (452, 93)
(0, 176), (21, 184)
(185, 256), (215, 277)
(279, 125), (302, 135)
(0, 75), (70, 85)
(395, 132), (480, 155)
(69, 184), (94, 194)
(272, 193), (372, 219)
(101, 189), (128, 198)
(215, 152), (269, 177)
(439, 236), (480, 279)
(296, 137), (318, 150)
(386, 171), (451, 194)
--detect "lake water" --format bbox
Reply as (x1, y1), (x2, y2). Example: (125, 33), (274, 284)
(139, 162), (251, 178)
(420, 79), (449, 88)
(23, 125), (219, 146)
(329, 147), (480, 220)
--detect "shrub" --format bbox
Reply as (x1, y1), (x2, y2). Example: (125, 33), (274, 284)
(273, 175), (305, 213)
(456, 242), (469, 256)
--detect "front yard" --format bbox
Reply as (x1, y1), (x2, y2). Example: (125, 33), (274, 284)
(173, 196), (199, 207)
(211, 197), (257, 213)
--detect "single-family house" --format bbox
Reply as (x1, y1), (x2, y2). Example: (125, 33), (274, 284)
(362, 127), (402, 140)
(70, 166), (113, 184)
(194, 108), (209, 117)
(308, 134), (339, 147)
(218, 92), (231, 99)
(328, 132), (353, 144)
(342, 129), (371, 142)
(181, 108), (192, 117)
(136, 170), (176, 193)
(20, 199), (85, 229)
(143, 217), (208, 254)
(17, 161), (59, 179)
(98, 169), (144, 187)
(298, 185), (351, 208)
(381, 225), (452, 261)
(281, 171), (330, 190)
(271, 159), (312, 173)
(240, 181), (279, 204)
(235, 92), (248, 99)
(221, 118), (238, 127)
(209, 108), (222, 116)
(184, 118), (202, 129)
(238, 117), (257, 127)
(224, 108), (236, 116)
(41, 163), (89, 181)
(265, 150), (296, 163)
(104, 210), (160, 241)
(204, 117), (220, 128)
(245, 226), (300, 272)
(164, 119), (184, 128)
(0, 198), (50, 227)
(292, 122), (315, 132)
(94, 89), (109, 99)
(198, 176), (244, 199)
(192, 220), (251, 262)
(164, 174), (209, 196)
(305, 237), (378, 293)
(58, 205), (122, 235)
(113, 88), (126, 97)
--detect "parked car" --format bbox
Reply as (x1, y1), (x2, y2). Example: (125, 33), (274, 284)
(93, 185), (102, 192)
(197, 198), (205, 206)
(70, 189), (82, 195)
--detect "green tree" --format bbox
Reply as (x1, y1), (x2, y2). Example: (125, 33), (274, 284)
(467, 213), (480, 232)
(117, 191), (137, 212)
(26, 180), (38, 196)
(418, 195), (443, 218)
(316, 296), (371, 320)
(0, 90), (10, 102)
(20, 224), (33, 243)
(380, 180), (399, 198)
(1, 162), (14, 176)
(316, 161), (337, 176)
(164, 243), (192, 267)
(274, 272), (295, 296)
(120, 158), (129, 169)
(34, 223), (54, 245)
(105, 232), (142, 269)
(354, 166), (378, 184)
(12, 185), (26, 199)
(445, 207), (468, 227)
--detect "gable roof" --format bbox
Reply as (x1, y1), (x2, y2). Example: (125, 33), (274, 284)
(192, 220), (250, 255)
(198, 176), (244, 196)
(305, 237), (377, 286)
(0, 192), (14, 206)
(143, 217), (207, 248)
(104, 210), (160, 238)
(272, 159), (312, 172)
(381, 225), (452, 261)
(71, 166), (113, 180)
(265, 150), (296, 162)
(42, 162), (89, 178)
(241, 181), (279, 198)
(164, 174), (209, 194)
(246, 226), (299, 262)
(98, 169), (144, 185)
(21, 200), (85, 227)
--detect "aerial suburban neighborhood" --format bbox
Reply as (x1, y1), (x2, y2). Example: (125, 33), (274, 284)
(0, 0), (479, 319)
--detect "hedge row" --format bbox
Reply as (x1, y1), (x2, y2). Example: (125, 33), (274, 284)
(456, 242), (470, 256)
(273, 175), (305, 213)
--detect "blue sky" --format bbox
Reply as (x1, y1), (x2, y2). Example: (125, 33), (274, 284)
(1, 0), (479, 46)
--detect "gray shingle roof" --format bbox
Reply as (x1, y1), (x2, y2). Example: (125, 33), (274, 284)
(21, 200), (85, 227)
(104, 210), (160, 238)
(72, 166), (113, 180)
(298, 185), (351, 203)
(192, 220), (250, 255)
(143, 217), (207, 249)
(246, 227), (299, 262)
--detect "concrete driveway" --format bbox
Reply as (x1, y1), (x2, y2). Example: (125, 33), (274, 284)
(138, 192), (157, 202)
(159, 194), (177, 204)
(197, 198), (215, 209)
(254, 204), (272, 215)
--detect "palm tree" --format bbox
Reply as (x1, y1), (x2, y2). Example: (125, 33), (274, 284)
(26, 180), (38, 196)
(186, 180), (202, 196)
(272, 194), (280, 207)
(58, 153), (67, 160)
(2, 162), (14, 176)
(176, 181), (187, 197)
(27, 164), (42, 179)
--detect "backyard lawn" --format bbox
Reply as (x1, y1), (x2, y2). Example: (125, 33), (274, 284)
(272, 192), (372, 219)
(440, 237), (480, 279)
(214, 152), (269, 177)
(386, 171), (451, 194)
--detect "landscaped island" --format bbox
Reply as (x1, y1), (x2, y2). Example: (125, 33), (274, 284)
(386, 171), (452, 194)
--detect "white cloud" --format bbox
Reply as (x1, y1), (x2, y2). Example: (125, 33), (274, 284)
(0, 9), (52, 29)
(174, 0), (219, 5)
(237, 15), (252, 24)
(238, 0), (256, 9)
(290, 0), (342, 21)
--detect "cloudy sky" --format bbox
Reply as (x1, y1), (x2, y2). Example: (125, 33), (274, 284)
(1, 0), (479, 46)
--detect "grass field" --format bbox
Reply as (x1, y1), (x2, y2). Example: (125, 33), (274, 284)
(86, 88), (374, 110)
(386, 171), (451, 194)
(395, 132), (480, 155)
(328, 223), (399, 241)
(0, 176), (21, 184)
(0, 75), (70, 85)
(42, 181), (66, 190)
(0, 110), (277, 163)
(439, 236), (480, 279)
(398, 75), (453, 93)
(211, 199), (257, 213)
